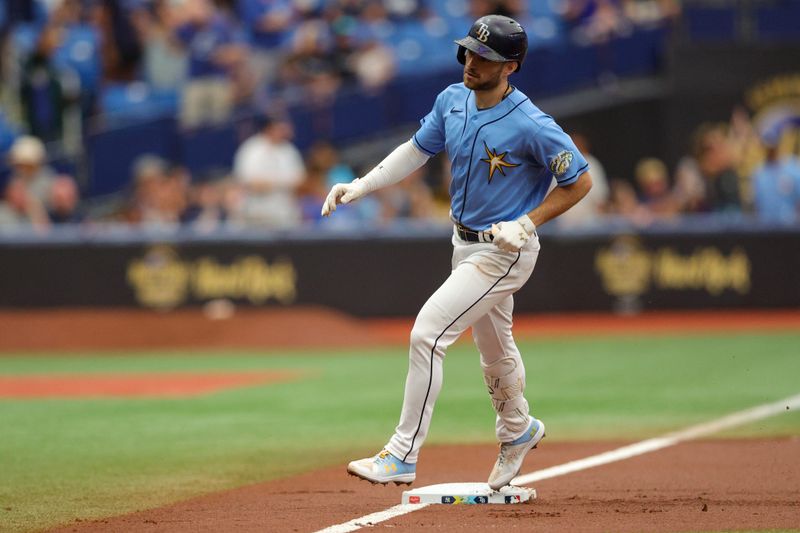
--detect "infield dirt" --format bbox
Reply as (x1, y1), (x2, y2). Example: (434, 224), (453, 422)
(52, 438), (800, 532)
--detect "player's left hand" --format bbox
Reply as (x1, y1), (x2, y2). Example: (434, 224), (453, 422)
(491, 215), (537, 252)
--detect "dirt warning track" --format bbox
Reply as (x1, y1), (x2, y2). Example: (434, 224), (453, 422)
(1, 308), (799, 353)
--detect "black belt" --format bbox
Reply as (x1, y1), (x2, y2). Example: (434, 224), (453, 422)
(455, 223), (494, 243)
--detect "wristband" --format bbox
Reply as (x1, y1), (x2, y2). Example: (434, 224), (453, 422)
(516, 215), (536, 236)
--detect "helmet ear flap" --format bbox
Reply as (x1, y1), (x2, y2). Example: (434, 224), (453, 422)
(456, 45), (467, 66)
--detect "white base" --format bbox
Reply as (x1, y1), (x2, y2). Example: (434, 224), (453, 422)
(402, 482), (536, 505)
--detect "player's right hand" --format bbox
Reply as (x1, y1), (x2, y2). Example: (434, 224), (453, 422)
(491, 215), (537, 252)
(321, 179), (368, 217)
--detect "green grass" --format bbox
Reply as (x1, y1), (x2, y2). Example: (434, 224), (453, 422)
(0, 332), (799, 531)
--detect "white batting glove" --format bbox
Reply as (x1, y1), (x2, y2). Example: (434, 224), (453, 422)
(491, 215), (537, 252)
(321, 179), (369, 217)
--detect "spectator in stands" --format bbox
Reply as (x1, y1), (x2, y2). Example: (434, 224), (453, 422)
(301, 141), (385, 226)
(351, 39), (395, 91)
(232, 114), (305, 228)
(727, 106), (764, 200)
(132, 0), (188, 92)
(607, 177), (652, 226)
(237, 0), (297, 86)
(181, 169), (228, 232)
(47, 174), (83, 223)
(634, 157), (679, 218)
(274, 16), (341, 106)
(671, 156), (706, 213)
(0, 176), (51, 231)
(344, 9), (395, 92)
(89, 0), (143, 82)
(173, 0), (248, 128)
(160, 163), (190, 225)
(124, 154), (181, 228)
(299, 141), (356, 224)
(562, 0), (629, 44)
(751, 130), (800, 224)
(376, 167), (437, 222)
(49, 0), (102, 119)
(219, 175), (245, 226)
(19, 23), (69, 142)
(558, 133), (610, 226)
(691, 122), (742, 213)
(7, 135), (56, 204)
(329, 14), (365, 85)
(672, 110), (756, 214)
(269, 5), (395, 105)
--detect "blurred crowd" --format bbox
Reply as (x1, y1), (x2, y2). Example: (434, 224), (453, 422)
(2, 0), (798, 233)
(561, 110), (800, 228)
(0, 0), (681, 144)
(2, 106), (799, 234)
(0, 113), (451, 233)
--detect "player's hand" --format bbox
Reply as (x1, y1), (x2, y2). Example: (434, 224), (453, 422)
(491, 215), (536, 252)
(321, 179), (368, 217)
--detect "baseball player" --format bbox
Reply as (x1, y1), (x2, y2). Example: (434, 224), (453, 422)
(322, 14), (592, 490)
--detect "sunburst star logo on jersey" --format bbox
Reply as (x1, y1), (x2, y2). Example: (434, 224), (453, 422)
(480, 142), (519, 183)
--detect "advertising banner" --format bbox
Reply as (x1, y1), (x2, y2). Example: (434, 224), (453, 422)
(1, 229), (797, 315)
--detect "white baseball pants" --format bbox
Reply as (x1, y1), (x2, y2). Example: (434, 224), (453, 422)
(385, 231), (540, 464)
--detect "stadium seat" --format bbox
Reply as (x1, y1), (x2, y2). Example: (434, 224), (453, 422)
(757, 3), (800, 41)
(388, 21), (454, 75)
(683, 6), (737, 41)
(99, 83), (179, 125)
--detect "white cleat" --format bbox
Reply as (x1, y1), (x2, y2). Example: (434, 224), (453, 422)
(488, 417), (545, 490)
(347, 449), (417, 485)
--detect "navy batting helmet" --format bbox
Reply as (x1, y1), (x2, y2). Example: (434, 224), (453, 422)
(455, 15), (528, 72)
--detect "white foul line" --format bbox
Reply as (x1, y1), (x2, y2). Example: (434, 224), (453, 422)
(315, 503), (432, 533)
(316, 393), (800, 533)
(513, 392), (800, 485)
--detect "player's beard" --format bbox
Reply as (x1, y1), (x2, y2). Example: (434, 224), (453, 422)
(463, 65), (504, 91)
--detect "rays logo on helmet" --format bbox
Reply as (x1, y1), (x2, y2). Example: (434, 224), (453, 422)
(476, 23), (491, 42)
(549, 150), (574, 177)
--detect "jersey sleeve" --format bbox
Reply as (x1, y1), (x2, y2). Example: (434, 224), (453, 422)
(529, 121), (589, 186)
(411, 91), (447, 157)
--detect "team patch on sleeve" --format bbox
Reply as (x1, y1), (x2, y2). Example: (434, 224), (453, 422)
(549, 150), (574, 177)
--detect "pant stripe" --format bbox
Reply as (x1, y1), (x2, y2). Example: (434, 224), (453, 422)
(402, 251), (522, 462)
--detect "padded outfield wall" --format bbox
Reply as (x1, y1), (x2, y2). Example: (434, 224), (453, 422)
(1, 222), (797, 315)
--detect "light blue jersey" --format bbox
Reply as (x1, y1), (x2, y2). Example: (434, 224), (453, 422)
(752, 157), (800, 223)
(412, 83), (589, 230)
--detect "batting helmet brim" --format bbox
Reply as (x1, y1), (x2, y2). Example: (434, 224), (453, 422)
(454, 36), (508, 64)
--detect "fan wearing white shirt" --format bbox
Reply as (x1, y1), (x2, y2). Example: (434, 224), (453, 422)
(233, 115), (306, 228)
